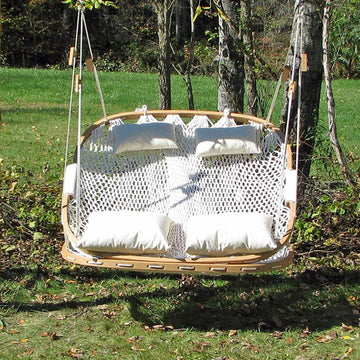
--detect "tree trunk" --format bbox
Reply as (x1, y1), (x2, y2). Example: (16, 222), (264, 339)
(154, 1), (174, 110)
(175, 0), (189, 46)
(240, 0), (258, 116)
(185, 0), (195, 110)
(281, 0), (323, 184)
(218, 0), (244, 113)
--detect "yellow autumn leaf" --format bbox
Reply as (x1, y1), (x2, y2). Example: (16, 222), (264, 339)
(193, 5), (202, 22)
(216, 6), (230, 21)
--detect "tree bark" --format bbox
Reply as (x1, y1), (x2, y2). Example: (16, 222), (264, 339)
(240, 0), (258, 116)
(154, 0), (174, 110)
(218, 0), (244, 113)
(184, 0), (195, 110)
(281, 0), (323, 184)
(322, 0), (356, 186)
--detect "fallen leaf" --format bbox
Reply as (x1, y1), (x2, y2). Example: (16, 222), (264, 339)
(344, 347), (354, 357)
(228, 330), (237, 337)
(23, 350), (34, 356)
(299, 327), (311, 337)
(341, 323), (355, 333)
(193, 340), (211, 352)
(153, 324), (165, 330)
(19, 319), (26, 325)
(102, 310), (116, 318)
(205, 332), (216, 338)
(62, 348), (84, 359)
(298, 342), (309, 350)
(242, 340), (259, 353)
(46, 332), (63, 340)
(315, 334), (334, 343)
(270, 331), (283, 339)
(127, 335), (143, 343)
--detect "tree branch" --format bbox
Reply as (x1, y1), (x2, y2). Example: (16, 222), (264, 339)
(322, 0), (356, 186)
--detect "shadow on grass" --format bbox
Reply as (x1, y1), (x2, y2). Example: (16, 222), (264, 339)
(126, 269), (360, 332)
(1, 266), (359, 332)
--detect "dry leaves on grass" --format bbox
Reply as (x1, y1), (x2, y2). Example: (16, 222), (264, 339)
(41, 331), (63, 340)
(61, 348), (84, 359)
(192, 340), (212, 353)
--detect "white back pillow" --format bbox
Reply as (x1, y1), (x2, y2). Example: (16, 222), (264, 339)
(112, 122), (177, 154)
(195, 125), (260, 157)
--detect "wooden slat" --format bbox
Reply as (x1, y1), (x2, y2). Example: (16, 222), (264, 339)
(68, 46), (75, 66)
(61, 243), (294, 275)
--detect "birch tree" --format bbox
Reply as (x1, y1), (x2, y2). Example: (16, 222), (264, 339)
(281, 0), (323, 183)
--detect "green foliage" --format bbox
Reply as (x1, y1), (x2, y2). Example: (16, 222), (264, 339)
(295, 184), (360, 268)
(330, 0), (360, 78)
(1, 0), (69, 67)
(62, 0), (117, 10)
(0, 163), (63, 265)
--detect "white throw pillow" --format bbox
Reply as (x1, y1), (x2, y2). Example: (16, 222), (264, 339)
(112, 122), (177, 154)
(195, 125), (260, 157)
(78, 211), (172, 254)
(62, 163), (77, 196)
(185, 212), (276, 256)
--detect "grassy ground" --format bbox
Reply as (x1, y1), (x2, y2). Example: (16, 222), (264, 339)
(1, 69), (359, 359)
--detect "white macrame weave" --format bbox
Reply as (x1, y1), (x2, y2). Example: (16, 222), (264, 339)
(67, 114), (290, 258)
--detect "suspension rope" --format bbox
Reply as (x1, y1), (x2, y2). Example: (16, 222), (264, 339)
(64, 7), (81, 170)
(296, 15), (305, 190)
(75, 3), (85, 234)
(64, 1), (108, 234)
(83, 15), (108, 120)
(274, 6), (303, 237)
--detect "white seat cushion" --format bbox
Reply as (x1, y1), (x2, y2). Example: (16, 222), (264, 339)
(112, 122), (177, 154)
(195, 125), (260, 157)
(78, 211), (172, 254)
(185, 212), (277, 256)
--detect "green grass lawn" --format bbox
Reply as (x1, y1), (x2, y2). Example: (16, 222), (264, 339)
(1, 68), (359, 359)
(1, 68), (359, 178)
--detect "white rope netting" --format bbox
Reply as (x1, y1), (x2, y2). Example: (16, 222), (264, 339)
(67, 114), (290, 258)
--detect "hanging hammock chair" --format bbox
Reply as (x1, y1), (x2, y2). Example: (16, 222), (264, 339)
(61, 2), (303, 275)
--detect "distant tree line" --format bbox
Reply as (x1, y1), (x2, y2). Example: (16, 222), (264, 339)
(1, 0), (359, 79)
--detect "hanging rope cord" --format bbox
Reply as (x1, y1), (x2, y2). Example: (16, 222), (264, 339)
(64, 1), (108, 234)
(273, 7), (304, 238)
(64, 8), (81, 170)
